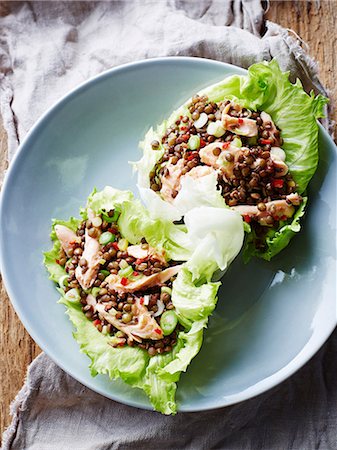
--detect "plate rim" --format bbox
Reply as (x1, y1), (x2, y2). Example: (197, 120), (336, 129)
(0, 56), (336, 412)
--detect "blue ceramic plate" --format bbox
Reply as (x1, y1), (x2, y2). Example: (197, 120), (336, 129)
(0, 57), (336, 412)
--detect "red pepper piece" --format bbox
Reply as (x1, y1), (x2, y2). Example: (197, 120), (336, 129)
(140, 297), (144, 305)
(112, 242), (119, 250)
(200, 138), (206, 148)
(243, 215), (251, 223)
(121, 277), (128, 286)
(154, 328), (162, 335)
(187, 153), (195, 161)
(222, 142), (230, 149)
(133, 271), (139, 277)
(272, 179), (284, 188)
(180, 126), (187, 131)
(238, 118), (244, 124)
(260, 139), (272, 145)
(93, 319), (101, 326)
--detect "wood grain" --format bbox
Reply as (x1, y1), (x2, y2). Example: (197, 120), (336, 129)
(0, 118), (41, 437)
(266, 0), (337, 135)
(1, 0), (336, 440)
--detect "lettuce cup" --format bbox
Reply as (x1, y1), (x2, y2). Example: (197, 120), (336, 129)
(44, 187), (244, 414)
(135, 60), (327, 261)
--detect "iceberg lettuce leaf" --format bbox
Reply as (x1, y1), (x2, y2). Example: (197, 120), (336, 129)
(44, 188), (244, 414)
(184, 206), (244, 281)
(172, 267), (220, 328)
(60, 297), (148, 383)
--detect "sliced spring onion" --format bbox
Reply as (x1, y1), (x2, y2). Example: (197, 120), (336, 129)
(58, 274), (69, 290)
(64, 288), (81, 303)
(92, 216), (102, 228)
(118, 238), (129, 251)
(118, 265), (133, 278)
(101, 325), (109, 335)
(160, 310), (178, 336)
(188, 135), (200, 150)
(153, 300), (165, 317)
(99, 231), (116, 245)
(100, 269), (110, 277)
(193, 112), (208, 129)
(143, 294), (150, 306)
(232, 137), (242, 148)
(161, 286), (172, 296)
(91, 287), (101, 297)
(119, 259), (129, 269)
(105, 274), (114, 284)
(206, 120), (226, 137)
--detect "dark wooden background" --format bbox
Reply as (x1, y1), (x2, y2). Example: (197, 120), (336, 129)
(1, 0), (336, 439)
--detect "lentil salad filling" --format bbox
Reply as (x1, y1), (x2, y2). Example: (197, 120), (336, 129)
(55, 210), (182, 356)
(149, 95), (303, 251)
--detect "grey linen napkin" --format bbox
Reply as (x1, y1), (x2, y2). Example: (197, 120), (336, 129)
(1, 2), (335, 449)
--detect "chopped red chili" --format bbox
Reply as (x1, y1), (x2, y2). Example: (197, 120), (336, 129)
(180, 126), (188, 131)
(238, 118), (244, 125)
(112, 242), (119, 251)
(121, 277), (128, 286)
(187, 153), (195, 161)
(243, 215), (251, 223)
(200, 138), (206, 148)
(56, 259), (61, 265)
(222, 142), (230, 149)
(139, 297), (144, 305)
(272, 179), (284, 188)
(93, 319), (101, 326)
(260, 139), (272, 145)
(135, 258), (145, 265)
(182, 134), (190, 142)
(133, 271), (139, 277)
(154, 328), (162, 335)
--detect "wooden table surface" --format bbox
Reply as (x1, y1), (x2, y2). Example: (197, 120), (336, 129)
(1, 0), (336, 440)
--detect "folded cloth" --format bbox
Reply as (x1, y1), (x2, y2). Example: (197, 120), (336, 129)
(0, 1), (334, 449)
(3, 335), (337, 450)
